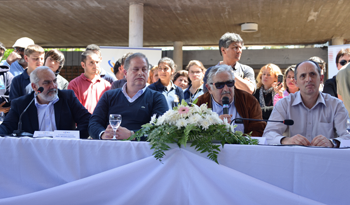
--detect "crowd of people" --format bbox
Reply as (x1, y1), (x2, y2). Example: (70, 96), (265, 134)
(0, 32), (349, 147)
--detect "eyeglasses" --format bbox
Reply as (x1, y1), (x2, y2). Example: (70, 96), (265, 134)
(339, 60), (350, 66)
(210, 80), (235, 89)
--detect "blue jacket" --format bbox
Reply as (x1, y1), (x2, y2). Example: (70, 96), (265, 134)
(0, 90), (91, 138)
(89, 87), (168, 139)
(148, 79), (184, 109)
(9, 69), (30, 101)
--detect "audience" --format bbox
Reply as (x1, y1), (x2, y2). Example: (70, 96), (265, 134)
(336, 63), (350, 117)
(273, 65), (299, 105)
(0, 37), (35, 76)
(196, 64), (266, 136)
(86, 44), (117, 84)
(148, 57), (184, 110)
(309, 56), (326, 91)
(9, 45), (44, 101)
(203, 32), (256, 94)
(253, 63), (282, 120)
(173, 70), (189, 90)
(89, 53), (168, 140)
(111, 52), (133, 89)
(44, 49), (68, 90)
(68, 50), (111, 113)
(0, 42), (13, 113)
(183, 60), (206, 104)
(0, 66), (91, 138)
(263, 60), (350, 147)
(323, 48), (350, 98)
(147, 65), (159, 84)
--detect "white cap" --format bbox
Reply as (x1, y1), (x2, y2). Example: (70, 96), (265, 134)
(12, 37), (35, 48)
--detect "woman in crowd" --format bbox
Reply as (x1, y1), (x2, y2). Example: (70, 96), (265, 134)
(253, 63), (282, 120)
(173, 70), (189, 90)
(183, 60), (206, 104)
(147, 65), (159, 84)
(309, 56), (326, 91)
(148, 57), (184, 110)
(273, 65), (299, 105)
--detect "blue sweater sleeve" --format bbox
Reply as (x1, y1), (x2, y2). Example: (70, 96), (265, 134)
(9, 76), (21, 101)
(88, 92), (110, 139)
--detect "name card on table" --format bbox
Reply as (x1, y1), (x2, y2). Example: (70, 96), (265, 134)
(33, 130), (80, 139)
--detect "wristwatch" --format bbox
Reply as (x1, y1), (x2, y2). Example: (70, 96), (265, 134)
(330, 139), (340, 148)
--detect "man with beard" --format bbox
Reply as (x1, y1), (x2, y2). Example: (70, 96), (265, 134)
(0, 67), (91, 138)
(196, 64), (265, 136)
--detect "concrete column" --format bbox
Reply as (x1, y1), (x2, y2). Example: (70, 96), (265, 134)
(331, 37), (344, 45)
(129, 3), (143, 47)
(173, 41), (183, 71)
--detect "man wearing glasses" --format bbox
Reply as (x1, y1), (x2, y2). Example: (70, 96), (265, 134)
(0, 37), (35, 77)
(196, 64), (266, 136)
(323, 48), (350, 98)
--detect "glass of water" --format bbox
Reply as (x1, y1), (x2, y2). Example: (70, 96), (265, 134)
(0, 112), (4, 124)
(109, 114), (122, 139)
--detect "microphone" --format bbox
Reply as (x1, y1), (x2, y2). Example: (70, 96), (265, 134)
(222, 96), (229, 115)
(233, 118), (294, 126)
(13, 87), (44, 137)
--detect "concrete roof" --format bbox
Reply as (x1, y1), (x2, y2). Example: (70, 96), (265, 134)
(1, 0), (350, 47)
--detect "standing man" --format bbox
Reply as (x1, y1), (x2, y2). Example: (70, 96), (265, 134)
(323, 48), (350, 98)
(0, 42), (13, 113)
(264, 60), (350, 147)
(68, 50), (111, 113)
(89, 53), (168, 140)
(9, 44), (44, 101)
(86, 44), (117, 84)
(203, 32), (256, 94)
(0, 37), (35, 76)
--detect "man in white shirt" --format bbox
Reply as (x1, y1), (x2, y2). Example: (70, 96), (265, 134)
(263, 60), (350, 147)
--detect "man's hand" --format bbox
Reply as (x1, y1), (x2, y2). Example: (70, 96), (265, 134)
(101, 125), (115, 139)
(116, 126), (134, 140)
(281, 134), (311, 146)
(0, 101), (10, 113)
(311, 135), (333, 147)
(219, 114), (232, 124)
(6, 52), (22, 65)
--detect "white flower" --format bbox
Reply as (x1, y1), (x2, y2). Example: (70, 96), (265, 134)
(156, 116), (165, 126)
(230, 124), (236, 133)
(200, 120), (211, 130)
(191, 104), (201, 114)
(176, 118), (188, 129)
(150, 114), (157, 124)
(206, 113), (222, 125)
(188, 113), (202, 125)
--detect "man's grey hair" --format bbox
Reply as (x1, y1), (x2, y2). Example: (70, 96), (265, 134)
(219, 32), (244, 56)
(294, 60), (322, 80)
(30, 66), (54, 85)
(124, 53), (149, 71)
(206, 64), (235, 89)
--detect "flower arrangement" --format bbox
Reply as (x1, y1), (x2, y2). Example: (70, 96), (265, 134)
(131, 100), (258, 164)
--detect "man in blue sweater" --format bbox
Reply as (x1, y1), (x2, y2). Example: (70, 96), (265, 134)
(89, 53), (168, 140)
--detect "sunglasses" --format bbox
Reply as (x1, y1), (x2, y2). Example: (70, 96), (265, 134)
(211, 80), (235, 89)
(339, 60), (350, 66)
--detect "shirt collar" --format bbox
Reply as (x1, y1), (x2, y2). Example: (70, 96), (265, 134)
(34, 94), (59, 107)
(292, 91), (326, 108)
(122, 82), (147, 97)
(211, 95), (234, 108)
(81, 73), (101, 83)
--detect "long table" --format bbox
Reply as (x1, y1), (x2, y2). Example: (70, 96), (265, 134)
(0, 137), (349, 204)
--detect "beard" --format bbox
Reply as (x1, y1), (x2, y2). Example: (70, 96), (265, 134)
(40, 89), (58, 102)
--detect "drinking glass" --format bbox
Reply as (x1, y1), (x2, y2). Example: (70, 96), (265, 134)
(109, 114), (122, 139)
(0, 112), (4, 124)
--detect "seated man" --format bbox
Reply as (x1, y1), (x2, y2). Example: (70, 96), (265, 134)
(0, 42), (13, 114)
(263, 60), (350, 147)
(196, 64), (266, 136)
(89, 53), (168, 140)
(0, 66), (91, 138)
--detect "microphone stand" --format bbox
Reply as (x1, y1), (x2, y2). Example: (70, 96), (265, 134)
(13, 88), (44, 137)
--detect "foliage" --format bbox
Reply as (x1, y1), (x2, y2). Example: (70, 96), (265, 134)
(130, 99), (258, 164)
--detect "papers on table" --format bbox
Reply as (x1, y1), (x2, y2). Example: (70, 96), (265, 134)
(33, 130), (79, 139)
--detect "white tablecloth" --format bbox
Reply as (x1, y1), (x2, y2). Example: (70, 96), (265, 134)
(0, 137), (349, 204)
